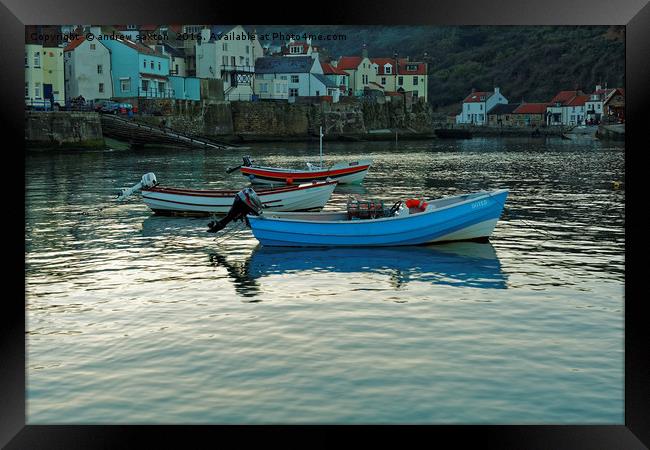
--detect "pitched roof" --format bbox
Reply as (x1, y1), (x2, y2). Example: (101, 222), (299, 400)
(549, 90), (581, 105)
(312, 73), (338, 88)
(369, 81), (385, 90)
(565, 95), (589, 106)
(463, 91), (494, 103)
(370, 57), (403, 74)
(398, 61), (427, 75)
(513, 103), (549, 114)
(321, 62), (348, 75)
(115, 38), (165, 57)
(337, 56), (362, 70)
(64, 36), (85, 52)
(488, 103), (519, 115)
(255, 56), (314, 74)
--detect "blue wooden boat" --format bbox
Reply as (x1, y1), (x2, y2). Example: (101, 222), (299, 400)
(245, 189), (509, 247)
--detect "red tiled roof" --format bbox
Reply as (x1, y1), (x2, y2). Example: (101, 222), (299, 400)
(550, 90), (580, 105)
(321, 62), (348, 76)
(566, 95), (589, 106)
(370, 57), (404, 74)
(64, 36), (85, 52)
(337, 56), (362, 70)
(463, 91), (493, 103)
(513, 103), (549, 114)
(398, 61), (426, 75)
(118, 38), (164, 57)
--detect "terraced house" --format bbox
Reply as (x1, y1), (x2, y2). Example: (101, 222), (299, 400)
(195, 25), (263, 101)
(25, 25), (65, 108)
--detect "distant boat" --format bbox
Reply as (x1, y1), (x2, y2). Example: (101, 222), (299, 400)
(226, 127), (372, 185)
(117, 173), (337, 216)
(213, 187), (509, 247)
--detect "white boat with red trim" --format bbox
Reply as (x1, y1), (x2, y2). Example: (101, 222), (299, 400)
(226, 127), (372, 185)
(116, 173), (337, 216)
(232, 157), (372, 186)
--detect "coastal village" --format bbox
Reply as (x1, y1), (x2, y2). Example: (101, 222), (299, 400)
(25, 24), (625, 147)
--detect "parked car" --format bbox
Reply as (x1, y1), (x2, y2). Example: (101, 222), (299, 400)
(118, 103), (134, 114)
(98, 101), (121, 114)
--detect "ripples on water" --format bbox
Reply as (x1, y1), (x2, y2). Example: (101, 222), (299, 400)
(26, 137), (624, 423)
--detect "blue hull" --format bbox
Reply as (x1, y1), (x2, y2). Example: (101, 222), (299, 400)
(248, 189), (509, 247)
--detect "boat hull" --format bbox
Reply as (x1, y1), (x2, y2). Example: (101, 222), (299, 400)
(141, 180), (337, 216)
(240, 160), (372, 185)
(247, 189), (508, 247)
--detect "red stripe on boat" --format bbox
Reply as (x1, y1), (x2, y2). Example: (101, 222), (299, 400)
(240, 165), (369, 179)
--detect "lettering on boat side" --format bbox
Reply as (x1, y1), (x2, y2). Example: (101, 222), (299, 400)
(471, 199), (489, 209)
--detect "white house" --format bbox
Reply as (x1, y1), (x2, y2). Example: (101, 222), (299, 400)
(280, 38), (321, 59)
(63, 37), (113, 102)
(546, 90), (587, 126)
(196, 25), (263, 101)
(254, 56), (340, 103)
(457, 88), (508, 125)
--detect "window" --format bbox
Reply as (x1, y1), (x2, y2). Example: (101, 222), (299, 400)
(480, 104), (483, 110)
(239, 56), (244, 64)
(246, 57), (250, 66)
(143, 60), (147, 68)
(289, 88), (298, 97)
(34, 52), (40, 67)
(120, 78), (131, 92)
(25, 82), (29, 97)
(99, 83), (104, 93)
(142, 79), (149, 92)
(413, 76), (418, 85)
(97, 64), (103, 74)
(150, 61), (154, 69)
(291, 75), (299, 83)
(223, 56), (228, 65)
(245, 45), (250, 54)
(290, 46), (301, 54)
(260, 83), (268, 93)
(158, 81), (165, 94)
(362, 74), (368, 84)
(25, 52), (28, 67)
(413, 91), (418, 98)
(280, 76), (287, 80)
(381, 77), (386, 85)
(34, 82), (41, 98)
(407, 64), (418, 71)
(398, 76), (403, 86)
(223, 43), (228, 51)
(90, 44), (96, 50)
(231, 56), (235, 66)
(158, 62), (161, 71)
(315, 90), (320, 96)
(175, 64), (179, 74)
(384, 65), (392, 74)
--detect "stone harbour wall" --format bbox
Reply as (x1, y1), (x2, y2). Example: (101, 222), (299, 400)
(25, 111), (104, 149)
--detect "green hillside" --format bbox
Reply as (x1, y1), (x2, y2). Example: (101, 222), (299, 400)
(255, 25), (625, 109)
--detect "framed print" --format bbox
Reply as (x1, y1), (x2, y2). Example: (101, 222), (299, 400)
(3, 0), (648, 447)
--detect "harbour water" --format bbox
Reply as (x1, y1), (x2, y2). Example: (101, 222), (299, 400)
(25, 136), (625, 424)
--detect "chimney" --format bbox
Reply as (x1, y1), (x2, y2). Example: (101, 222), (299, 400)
(595, 84), (602, 91)
(494, 87), (500, 94)
(361, 43), (368, 59)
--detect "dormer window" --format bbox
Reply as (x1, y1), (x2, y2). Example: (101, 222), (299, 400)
(407, 64), (417, 71)
(290, 45), (302, 54)
(479, 96), (485, 101)
(384, 64), (392, 75)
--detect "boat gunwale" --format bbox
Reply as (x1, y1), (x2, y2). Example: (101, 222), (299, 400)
(142, 180), (338, 198)
(249, 189), (509, 225)
(240, 161), (372, 178)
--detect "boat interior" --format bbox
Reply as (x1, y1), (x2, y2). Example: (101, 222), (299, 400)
(258, 191), (493, 222)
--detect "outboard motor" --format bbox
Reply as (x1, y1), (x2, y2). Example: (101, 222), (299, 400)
(117, 172), (158, 201)
(207, 187), (264, 233)
(225, 156), (255, 174)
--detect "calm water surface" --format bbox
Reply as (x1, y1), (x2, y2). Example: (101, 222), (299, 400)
(25, 136), (625, 424)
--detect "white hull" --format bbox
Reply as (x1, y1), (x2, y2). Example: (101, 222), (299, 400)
(141, 181), (336, 215)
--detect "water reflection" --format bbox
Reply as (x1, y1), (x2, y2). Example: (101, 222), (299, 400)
(210, 241), (507, 297)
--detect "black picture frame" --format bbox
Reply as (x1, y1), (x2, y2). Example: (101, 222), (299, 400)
(4, 0), (647, 447)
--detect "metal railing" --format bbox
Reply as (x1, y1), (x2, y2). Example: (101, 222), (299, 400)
(138, 87), (176, 99)
(221, 64), (255, 72)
